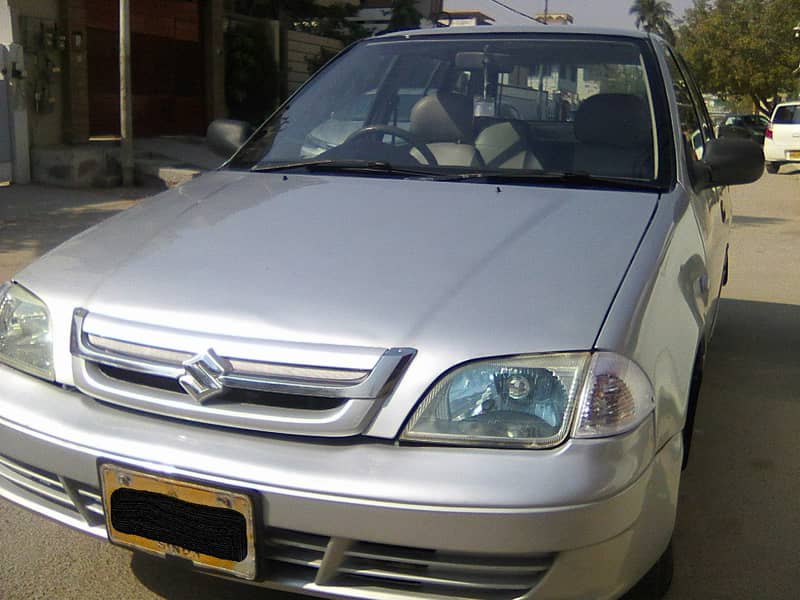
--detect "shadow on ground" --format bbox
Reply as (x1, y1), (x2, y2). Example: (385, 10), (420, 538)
(131, 552), (302, 600)
(732, 215), (788, 227)
(668, 297), (800, 599)
(0, 186), (160, 280)
(774, 164), (800, 176)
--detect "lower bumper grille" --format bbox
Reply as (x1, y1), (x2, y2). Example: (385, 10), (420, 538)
(0, 454), (551, 599)
(0, 454), (105, 529)
(265, 528), (552, 599)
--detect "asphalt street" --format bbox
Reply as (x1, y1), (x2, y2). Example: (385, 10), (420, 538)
(1, 167), (799, 599)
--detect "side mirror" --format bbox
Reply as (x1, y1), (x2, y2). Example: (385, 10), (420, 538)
(206, 119), (254, 157)
(694, 137), (764, 189)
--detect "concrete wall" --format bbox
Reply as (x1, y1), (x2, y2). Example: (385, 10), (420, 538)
(7, 0), (64, 148)
(1, 0), (31, 182)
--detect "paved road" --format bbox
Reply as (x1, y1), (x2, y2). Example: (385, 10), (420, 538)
(1, 170), (799, 599)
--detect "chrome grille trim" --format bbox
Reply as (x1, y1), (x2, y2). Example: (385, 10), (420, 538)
(70, 309), (416, 436)
(86, 334), (372, 383)
(0, 454), (72, 507)
(86, 334), (193, 364)
(227, 358), (369, 383)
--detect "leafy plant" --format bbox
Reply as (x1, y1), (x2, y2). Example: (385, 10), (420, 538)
(225, 21), (280, 125)
(387, 0), (422, 32)
(677, 0), (800, 114)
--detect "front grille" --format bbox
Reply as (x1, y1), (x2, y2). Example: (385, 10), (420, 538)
(263, 528), (552, 599)
(71, 309), (415, 436)
(0, 454), (104, 529)
(96, 363), (347, 410)
(97, 363), (185, 394)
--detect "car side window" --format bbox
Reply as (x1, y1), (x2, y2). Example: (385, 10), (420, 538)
(674, 52), (715, 145)
(663, 47), (707, 164)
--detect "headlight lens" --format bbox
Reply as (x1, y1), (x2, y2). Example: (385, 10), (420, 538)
(401, 354), (590, 448)
(401, 352), (654, 449)
(0, 282), (54, 380)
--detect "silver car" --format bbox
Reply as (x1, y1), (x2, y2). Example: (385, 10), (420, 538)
(0, 26), (763, 599)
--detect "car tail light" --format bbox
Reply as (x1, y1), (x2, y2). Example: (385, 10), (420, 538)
(766, 124), (773, 139)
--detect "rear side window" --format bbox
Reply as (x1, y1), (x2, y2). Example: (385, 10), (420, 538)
(773, 105), (800, 124)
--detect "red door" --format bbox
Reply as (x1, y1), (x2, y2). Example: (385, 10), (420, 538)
(86, 0), (205, 137)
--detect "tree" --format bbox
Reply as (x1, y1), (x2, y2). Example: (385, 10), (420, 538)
(225, 22), (281, 125)
(231, 1), (368, 44)
(677, 0), (800, 114)
(387, 0), (422, 32)
(629, 0), (676, 44)
(290, 2), (370, 45)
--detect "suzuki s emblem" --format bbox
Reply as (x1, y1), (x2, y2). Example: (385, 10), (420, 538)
(179, 349), (228, 403)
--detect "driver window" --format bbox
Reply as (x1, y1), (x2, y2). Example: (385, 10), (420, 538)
(664, 48), (705, 161)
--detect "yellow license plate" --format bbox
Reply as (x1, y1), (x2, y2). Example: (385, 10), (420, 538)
(788, 151), (800, 159)
(100, 464), (257, 579)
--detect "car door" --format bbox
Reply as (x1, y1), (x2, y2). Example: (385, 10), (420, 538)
(662, 45), (729, 331)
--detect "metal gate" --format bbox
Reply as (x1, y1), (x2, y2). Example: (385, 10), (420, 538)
(85, 0), (205, 137)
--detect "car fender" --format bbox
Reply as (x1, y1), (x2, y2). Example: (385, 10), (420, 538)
(595, 188), (709, 452)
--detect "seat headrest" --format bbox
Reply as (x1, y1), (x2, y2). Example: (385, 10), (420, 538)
(574, 94), (651, 147)
(410, 92), (474, 144)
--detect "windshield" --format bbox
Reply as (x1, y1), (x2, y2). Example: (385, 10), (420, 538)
(229, 34), (665, 184)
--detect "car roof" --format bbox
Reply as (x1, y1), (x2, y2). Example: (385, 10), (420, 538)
(377, 25), (652, 40)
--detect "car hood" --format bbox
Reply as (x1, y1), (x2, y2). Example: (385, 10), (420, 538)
(19, 171), (656, 413)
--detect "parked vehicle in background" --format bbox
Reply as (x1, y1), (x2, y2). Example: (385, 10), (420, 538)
(717, 113), (770, 145)
(0, 26), (763, 600)
(764, 101), (800, 173)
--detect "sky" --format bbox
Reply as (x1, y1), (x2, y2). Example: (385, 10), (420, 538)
(443, 0), (695, 30)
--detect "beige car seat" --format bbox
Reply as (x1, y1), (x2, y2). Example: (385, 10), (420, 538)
(573, 93), (654, 179)
(408, 92), (482, 167)
(474, 120), (543, 170)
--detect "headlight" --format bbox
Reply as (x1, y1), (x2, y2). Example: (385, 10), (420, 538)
(401, 354), (589, 448)
(0, 282), (54, 380)
(401, 352), (653, 449)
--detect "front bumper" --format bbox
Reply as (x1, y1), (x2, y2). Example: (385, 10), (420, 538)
(0, 364), (681, 600)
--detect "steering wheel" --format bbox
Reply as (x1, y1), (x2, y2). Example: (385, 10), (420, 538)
(343, 125), (439, 166)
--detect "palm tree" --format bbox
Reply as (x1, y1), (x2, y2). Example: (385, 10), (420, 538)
(629, 0), (676, 44)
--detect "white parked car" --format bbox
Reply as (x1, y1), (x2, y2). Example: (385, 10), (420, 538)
(764, 100), (800, 173)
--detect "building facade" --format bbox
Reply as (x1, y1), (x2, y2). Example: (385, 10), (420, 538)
(0, 0), (352, 185)
(354, 1), (444, 33)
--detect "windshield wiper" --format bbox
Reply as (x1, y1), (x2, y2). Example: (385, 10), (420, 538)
(251, 159), (441, 178)
(434, 170), (662, 191)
